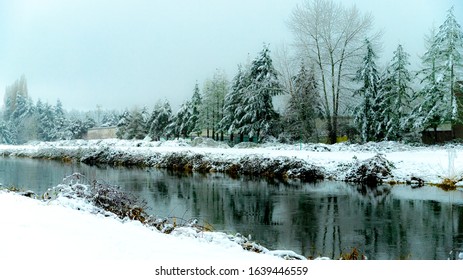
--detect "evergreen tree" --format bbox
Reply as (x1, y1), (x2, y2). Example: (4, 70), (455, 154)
(3, 75), (28, 122)
(37, 102), (55, 141)
(0, 121), (15, 144)
(116, 109), (130, 139)
(65, 117), (87, 139)
(125, 109), (146, 139)
(10, 93), (34, 122)
(141, 106), (150, 135)
(376, 44), (413, 141)
(51, 99), (68, 140)
(83, 114), (96, 132)
(412, 8), (463, 141)
(100, 110), (120, 127)
(200, 70), (228, 140)
(353, 39), (381, 143)
(283, 63), (320, 142)
(188, 83), (202, 136)
(219, 64), (250, 142)
(434, 6), (463, 122)
(10, 93), (36, 143)
(148, 100), (172, 140)
(237, 45), (282, 142)
(167, 101), (193, 138)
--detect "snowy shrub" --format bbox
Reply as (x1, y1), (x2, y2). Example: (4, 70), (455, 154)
(233, 142), (259, 149)
(227, 155), (324, 182)
(191, 137), (229, 148)
(156, 151), (195, 172)
(91, 179), (150, 223)
(344, 154), (395, 186)
(44, 173), (150, 224)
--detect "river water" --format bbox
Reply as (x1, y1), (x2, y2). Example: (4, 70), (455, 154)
(1, 157), (462, 260)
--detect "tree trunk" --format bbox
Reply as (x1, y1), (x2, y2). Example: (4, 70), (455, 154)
(326, 117), (336, 144)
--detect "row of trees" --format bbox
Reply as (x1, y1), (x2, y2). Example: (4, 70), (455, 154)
(0, 76), (120, 144)
(287, 1), (463, 144)
(2, 0), (461, 145)
(117, 3), (462, 145)
(116, 45), (284, 142)
(353, 7), (463, 143)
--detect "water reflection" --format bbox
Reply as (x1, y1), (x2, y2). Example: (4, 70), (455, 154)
(1, 157), (462, 259)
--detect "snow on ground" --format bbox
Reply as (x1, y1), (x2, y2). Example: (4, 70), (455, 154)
(0, 190), (284, 279)
(0, 191), (278, 262)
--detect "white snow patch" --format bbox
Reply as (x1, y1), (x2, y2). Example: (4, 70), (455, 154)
(0, 191), (279, 264)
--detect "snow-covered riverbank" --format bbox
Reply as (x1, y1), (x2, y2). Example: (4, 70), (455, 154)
(1, 138), (462, 186)
(0, 189), (290, 279)
(0, 190), (283, 261)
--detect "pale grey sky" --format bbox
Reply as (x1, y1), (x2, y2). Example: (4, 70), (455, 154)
(0, 0), (461, 111)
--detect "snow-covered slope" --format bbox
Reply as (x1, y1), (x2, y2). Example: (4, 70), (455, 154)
(0, 191), (278, 261)
(0, 190), (284, 279)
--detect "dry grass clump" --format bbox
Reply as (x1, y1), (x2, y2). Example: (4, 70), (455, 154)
(339, 247), (367, 260)
(432, 178), (460, 191)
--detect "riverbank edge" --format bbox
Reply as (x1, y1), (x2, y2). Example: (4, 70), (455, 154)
(0, 139), (457, 188)
(0, 145), (325, 181)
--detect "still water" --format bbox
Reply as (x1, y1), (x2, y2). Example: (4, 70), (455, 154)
(1, 157), (462, 260)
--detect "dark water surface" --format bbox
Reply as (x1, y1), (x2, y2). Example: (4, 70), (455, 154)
(1, 157), (463, 260)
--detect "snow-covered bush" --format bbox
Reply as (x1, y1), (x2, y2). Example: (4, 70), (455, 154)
(191, 137), (229, 148)
(344, 154), (395, 186)
(44, 173), (150, 223)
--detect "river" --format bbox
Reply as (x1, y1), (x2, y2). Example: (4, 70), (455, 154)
(1, 157), (462, 260)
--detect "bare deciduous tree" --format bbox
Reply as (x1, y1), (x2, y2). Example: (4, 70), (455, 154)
(288, 0), (377, 143)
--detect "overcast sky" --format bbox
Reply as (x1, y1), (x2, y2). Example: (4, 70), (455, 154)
(0, 0), (462, 112)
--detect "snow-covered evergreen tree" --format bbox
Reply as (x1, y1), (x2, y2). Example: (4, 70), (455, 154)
(3, 75), (28, 122)
(10, 93), (34, 121)
(353, 39), (381, 143)
(36, 102), (55, 141)
(4, 76), (35, 143)
(188, 83), (202, 136)
(283, 63), (320, 142)
(218, 64), (250, 142)
(434, 6), (463, 122)
(65, 117), (87, 139)
(50, 99), (68, 140)
(148, 100), (172, 140)
(411, 8), (463, 140)
(100, 110), (120, 127)
(0, 121), (15, 144)
(116, 109), (130, 139)
(9, 93), (36, 143)
(140, 106), (150, 135)
(167, 101), (193, 138)
(125, 109), (146, 140)
(376, 44), (413, 141)
(83, 115), (96, 131)
(236, 45), (282, 142)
